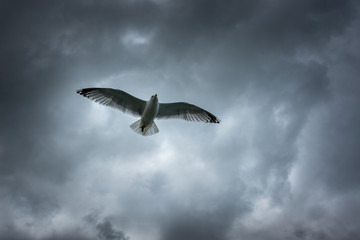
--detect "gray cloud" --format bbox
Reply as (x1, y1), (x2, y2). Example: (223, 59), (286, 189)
(83, 211), (129, 240)
(96, 219), (128, 240)
(1, 0), (360, 239)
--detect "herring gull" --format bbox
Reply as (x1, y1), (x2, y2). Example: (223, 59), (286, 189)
(76, 88), (220, 136)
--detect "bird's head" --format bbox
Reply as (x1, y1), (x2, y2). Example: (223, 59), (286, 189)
(150, 94), (158, 102)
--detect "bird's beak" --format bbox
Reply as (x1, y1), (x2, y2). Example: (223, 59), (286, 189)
(155, 94), (157, 97)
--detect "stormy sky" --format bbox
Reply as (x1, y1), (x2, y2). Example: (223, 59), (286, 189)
(1, 0), (360, 239)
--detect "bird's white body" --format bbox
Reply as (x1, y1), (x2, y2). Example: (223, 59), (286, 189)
(131, 94), (160, 135)
(76, 88), (220, 136)
(141, 95), (159, 129)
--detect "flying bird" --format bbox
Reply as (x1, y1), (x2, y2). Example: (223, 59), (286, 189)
(76, 88), (220, 136)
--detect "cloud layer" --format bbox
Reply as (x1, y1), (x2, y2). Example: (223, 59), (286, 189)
(1, 0), (360, 239)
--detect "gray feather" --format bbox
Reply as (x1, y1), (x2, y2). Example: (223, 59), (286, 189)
(157, 102), (220, 123)
(76, 88), (146, 117)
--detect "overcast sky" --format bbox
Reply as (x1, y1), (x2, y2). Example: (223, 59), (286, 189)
(1, 0), (360, 239)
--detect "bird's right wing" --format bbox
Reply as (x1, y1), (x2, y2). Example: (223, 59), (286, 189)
(76, 88), (146, 117)
(157, 102), (220, 123)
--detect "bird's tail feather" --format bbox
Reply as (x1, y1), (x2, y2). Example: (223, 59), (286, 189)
(130, 119), (159, 136)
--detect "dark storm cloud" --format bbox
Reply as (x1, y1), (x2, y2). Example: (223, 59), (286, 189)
(96, 219), (129, 240)
(1, 0), (360, 239)
(161, 209), (234, 240)
(83, 211), (129, 240)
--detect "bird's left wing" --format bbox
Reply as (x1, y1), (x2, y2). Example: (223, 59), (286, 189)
(157, 102), (220, 123)
(76, 88), (146, 117)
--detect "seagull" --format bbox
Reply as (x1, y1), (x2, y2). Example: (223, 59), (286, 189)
(76, 88), (220, 136)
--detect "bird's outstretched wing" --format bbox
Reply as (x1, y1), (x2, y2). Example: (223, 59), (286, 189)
(157, 102), (220, 123)
(76, 88), (146, 117)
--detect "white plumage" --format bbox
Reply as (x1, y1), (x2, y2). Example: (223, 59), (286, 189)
(76, 88), (220, 136)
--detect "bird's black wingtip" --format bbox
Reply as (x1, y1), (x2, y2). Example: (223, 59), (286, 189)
(206, 115), (220, 123)
(211, 118), (221, 124)
(76, 88), (96, 96)
(208, 111), (221, 123)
